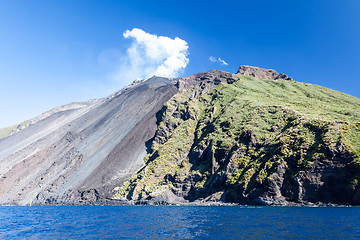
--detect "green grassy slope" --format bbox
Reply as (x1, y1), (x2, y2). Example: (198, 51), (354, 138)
(0, 124), (17, 140)
(115, 74), (360, 204)
(0, 120), (31, 140)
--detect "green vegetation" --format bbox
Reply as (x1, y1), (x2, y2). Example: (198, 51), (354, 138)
(114, 74), (360, 202)
(0, 120), (31, 140)
(0, 125), (17, 139)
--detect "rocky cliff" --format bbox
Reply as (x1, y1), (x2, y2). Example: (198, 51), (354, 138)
(1, 66), (359, 206)
(114, 67), (360, 206)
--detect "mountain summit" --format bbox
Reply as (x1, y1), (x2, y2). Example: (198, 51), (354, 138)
(237, 65), (293, 81)
(0, 66), (359, 205)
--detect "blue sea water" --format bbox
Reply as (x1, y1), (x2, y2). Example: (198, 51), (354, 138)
(0, 206), (359, 239)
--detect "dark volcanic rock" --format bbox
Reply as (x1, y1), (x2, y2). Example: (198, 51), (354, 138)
(275, 73), (293, 81)
(237, 65), (293, 81)
(237, 65), (279, 79)
(177, 69), (236, 96)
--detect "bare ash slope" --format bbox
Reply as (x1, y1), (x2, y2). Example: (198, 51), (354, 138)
(0, 76), (177, 205)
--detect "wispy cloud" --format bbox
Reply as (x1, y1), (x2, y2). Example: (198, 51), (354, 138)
(108, 28), (189, 84)
(209, 56), (228, 66)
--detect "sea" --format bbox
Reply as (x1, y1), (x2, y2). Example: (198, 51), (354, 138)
(0, 206), (359, 239)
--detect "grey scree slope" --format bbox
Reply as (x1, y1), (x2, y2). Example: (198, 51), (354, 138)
(0, 76), (177, 205)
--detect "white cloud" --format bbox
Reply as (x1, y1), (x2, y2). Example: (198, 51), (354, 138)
(111, 28), (189, 84)
(209, 56), (217, 63)
(209, 56), (228, 66)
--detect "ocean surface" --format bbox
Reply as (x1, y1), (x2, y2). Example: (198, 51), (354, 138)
(0, 206), (359, 239)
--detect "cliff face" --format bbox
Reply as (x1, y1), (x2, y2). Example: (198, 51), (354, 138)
(114, 68), (360, 205)
(0, 76), (177, 205)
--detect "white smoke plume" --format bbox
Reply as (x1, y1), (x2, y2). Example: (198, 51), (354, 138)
(113, 28), (189, 83)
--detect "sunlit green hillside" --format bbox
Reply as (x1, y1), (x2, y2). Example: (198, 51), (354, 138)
(115, 74), (360, 205)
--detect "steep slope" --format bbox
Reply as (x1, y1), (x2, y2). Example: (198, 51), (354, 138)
(0, 76), (177, 205)
(114, 68), (360, 205)
(0, 102), (97, 140)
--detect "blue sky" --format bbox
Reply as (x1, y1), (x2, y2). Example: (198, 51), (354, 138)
(0, 0), (359, 128)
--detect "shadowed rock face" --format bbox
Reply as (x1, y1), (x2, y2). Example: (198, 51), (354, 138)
(0, 76), (177, 205)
